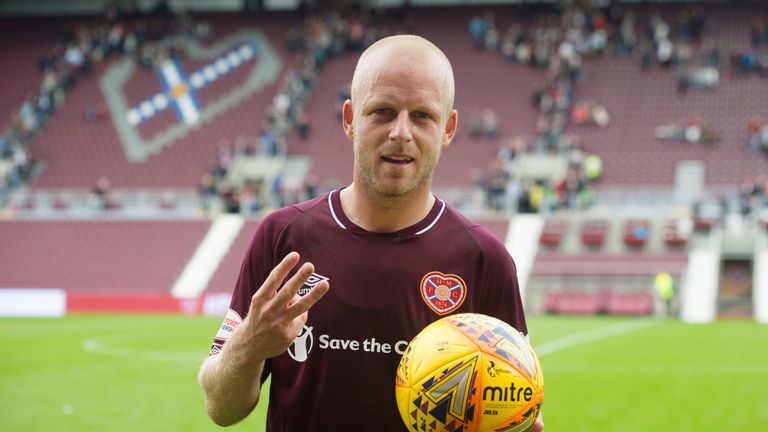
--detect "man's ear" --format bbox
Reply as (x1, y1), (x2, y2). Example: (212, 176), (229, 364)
(342, 100), (354, 140)
(442, 109), (458, 149)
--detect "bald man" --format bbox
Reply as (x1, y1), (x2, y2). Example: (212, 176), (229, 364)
(199, 35), (542, 431)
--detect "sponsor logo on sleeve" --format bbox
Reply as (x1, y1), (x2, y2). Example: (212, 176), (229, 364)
(420, 271), (467, 315)
(215, 309), (244, 341)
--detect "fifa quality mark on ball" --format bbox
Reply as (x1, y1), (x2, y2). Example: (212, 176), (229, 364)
(395, 313), (544, 432)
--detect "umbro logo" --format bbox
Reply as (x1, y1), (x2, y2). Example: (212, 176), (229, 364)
(299, 273), (329, 296)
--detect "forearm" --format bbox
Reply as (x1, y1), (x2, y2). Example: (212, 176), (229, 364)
(198, 252), (328, 426)
(198, 331), (266, 426)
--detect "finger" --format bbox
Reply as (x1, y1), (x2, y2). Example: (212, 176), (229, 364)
(285, 280), (329, 321)
(532, 419), (545, 432)
(274, 261), (315, 306)
(255, 252), (300, 301)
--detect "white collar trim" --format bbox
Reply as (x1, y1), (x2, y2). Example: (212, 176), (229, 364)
(415, 198), (445, 235)
(328, 190), (445, 235)
(328, 190), (347, 229)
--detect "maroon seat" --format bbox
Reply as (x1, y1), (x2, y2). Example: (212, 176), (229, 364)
(623, 219), (650, 248)
(663, 220), (689, 248)
(545, 290), (606, 315)
(694, 217), (719, 232)
(540, 219), (567, 247)
(605, 291), (655, 315)
(581, 219), (608, 247)
(0, 220), (210, 294)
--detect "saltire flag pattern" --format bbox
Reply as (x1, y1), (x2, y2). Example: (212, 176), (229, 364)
(126, 43), (257, 126)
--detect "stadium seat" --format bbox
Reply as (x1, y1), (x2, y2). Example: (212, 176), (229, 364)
(605, 290), (655, 315)
(623, 219), (650, 248)
(663, 220), (689, 248)
(540, 218), (567, 247)
(694, 217), (719, 232)
(581, 219), (608, 247)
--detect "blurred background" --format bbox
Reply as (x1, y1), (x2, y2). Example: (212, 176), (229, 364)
(0, 0), (767, 430)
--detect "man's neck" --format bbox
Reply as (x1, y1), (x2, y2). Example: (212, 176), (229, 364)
(339, 183), (435, 233)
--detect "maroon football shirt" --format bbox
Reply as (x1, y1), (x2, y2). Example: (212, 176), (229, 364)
(210, 189), (528, 431)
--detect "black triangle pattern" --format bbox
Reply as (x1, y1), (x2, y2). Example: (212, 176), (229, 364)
(428, 396), (450, 424)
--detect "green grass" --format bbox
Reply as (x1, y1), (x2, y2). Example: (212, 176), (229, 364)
(530, 316), (768, 431)
(1, 314), (766, 431)
(0, 314), (268, 432)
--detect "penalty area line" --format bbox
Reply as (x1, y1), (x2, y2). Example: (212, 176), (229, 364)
(534, 318), (660, 358)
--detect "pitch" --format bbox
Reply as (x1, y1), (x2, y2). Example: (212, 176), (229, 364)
(1, 314), (766, 431)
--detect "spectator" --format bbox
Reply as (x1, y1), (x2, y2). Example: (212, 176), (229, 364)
(654, 271), (676, 317)
(91, 176), (113, 211)
(583, 154), (603, 182)
(484, 159), (509, 211)
(219, 184), (240, 214)
(482, 108), (499, 141)
(746, 119), (768, 154)
(199, 172), (217, 213)
(469, 15), (487, 48)
(468, 111), (483, 139)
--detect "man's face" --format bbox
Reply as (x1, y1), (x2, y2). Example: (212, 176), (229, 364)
(344, 57), (457, 199)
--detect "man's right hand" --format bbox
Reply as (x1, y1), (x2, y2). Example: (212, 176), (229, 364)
(199, 252), (330, 426)
(240, 251), (330, 360)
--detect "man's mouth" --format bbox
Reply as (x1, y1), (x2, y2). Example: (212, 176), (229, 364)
(381, 155), (414, 165)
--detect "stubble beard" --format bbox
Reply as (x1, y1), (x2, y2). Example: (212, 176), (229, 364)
(353, 138), (441, 198)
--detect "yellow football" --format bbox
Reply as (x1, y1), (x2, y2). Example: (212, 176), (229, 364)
(395, 313), (544, 432)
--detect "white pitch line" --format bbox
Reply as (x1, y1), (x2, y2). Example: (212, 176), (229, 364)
(538, 363), (768, 375)
(82, 333), (207, 363)
(534, 318), (660, 358)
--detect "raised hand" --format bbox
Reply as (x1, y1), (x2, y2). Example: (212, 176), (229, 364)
(240, 251), (330, 360)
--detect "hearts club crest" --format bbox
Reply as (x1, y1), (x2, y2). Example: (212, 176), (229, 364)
(420, 271), (467, 315)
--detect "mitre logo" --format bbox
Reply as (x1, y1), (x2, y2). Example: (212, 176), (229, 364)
(100, 28), (282, 162)
(420, 271), (467, 315)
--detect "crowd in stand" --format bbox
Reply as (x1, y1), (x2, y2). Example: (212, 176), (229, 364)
(3, 2), (767, 216)
(655, 116), (721, 146)
(470, 2), (767, 214)
(0, 2), (209, 208)
(746, 118), (768, 155)
(470, 5), (619, 213)
(200, 4), (400, 215)
(737, 177), (768, 222)
(468, 109), (500, 141)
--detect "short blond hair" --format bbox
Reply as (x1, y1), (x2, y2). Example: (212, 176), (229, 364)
(350, 35), (455, 116)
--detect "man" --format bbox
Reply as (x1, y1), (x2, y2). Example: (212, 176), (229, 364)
(199, 35), (544, 431)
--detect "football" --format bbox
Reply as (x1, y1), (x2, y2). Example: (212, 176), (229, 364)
(395, 313), (544, 432)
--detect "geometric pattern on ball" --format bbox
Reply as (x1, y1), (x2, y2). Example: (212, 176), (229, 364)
(396, 313), (544, 432)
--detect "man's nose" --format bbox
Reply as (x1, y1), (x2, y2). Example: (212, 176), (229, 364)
(389, 110), (413, 143)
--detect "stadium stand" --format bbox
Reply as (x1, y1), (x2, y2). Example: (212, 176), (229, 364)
(24, 13), (297, 189)
(2, 1), (768, 322)
(0, 220), (210, 293)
